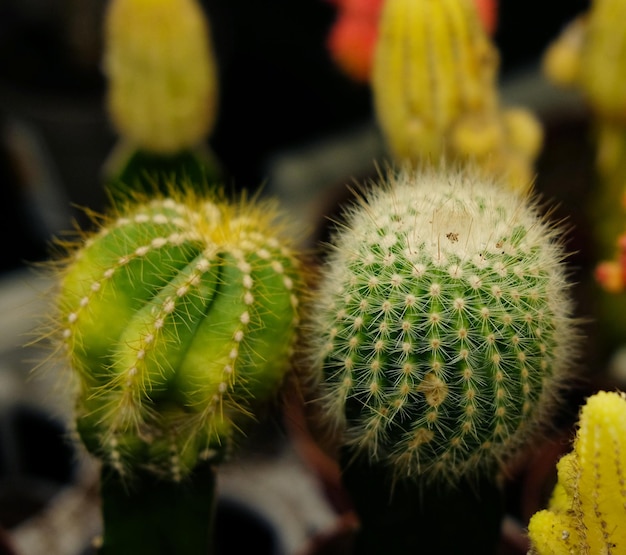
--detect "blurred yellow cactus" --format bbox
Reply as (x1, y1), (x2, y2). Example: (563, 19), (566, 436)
(372, 0), (542, 192)
(542, 15), (586, 89)
(580, 0), (626, 122)
(104, 0), (218, 153)
(528, 391), (626, 554)
(543, 1), (626, 121)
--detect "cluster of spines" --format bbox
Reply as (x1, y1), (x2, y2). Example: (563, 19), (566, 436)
(56, 194), (301, 481)
(311, 169), (574, 482)
(528, 391), (626, 554)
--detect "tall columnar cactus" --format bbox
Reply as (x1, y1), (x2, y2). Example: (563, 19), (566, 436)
(103, 0), (221, 191)
(528, 391), (626, 554)
(308, 167), (576, 553)
(372, 0), (542, 192)
(53, 187), (302, 554)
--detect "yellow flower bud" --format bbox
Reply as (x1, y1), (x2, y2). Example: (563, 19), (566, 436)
(449, 113), (503, 159)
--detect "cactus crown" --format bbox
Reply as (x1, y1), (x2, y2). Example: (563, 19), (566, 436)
(52, 186), (302, 481)
(310, 167), (576, 483)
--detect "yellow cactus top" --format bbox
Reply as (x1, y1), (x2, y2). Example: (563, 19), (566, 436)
(580, 0), (626, 122)
(373, 0), (497, 160)
(372, 0), (542, 193)
(543, 1), (626, 122)
(104, 0), (218, 153)
(528, 391), (626, 554)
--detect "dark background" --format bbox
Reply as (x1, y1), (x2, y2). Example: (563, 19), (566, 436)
(0, 0), (590, 272)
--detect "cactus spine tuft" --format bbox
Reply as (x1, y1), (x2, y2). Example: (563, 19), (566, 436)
(310, 167), (576, 483)
(54, 188), (302, 481)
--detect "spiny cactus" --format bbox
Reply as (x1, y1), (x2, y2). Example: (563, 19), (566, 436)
(310, 167), (576, 484)
(372, 0), (542, 192)
(528, 390), (626, 554)
(54, 189), (302, 482)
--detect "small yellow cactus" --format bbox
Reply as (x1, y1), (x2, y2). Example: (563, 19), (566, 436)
(104, 0), (218, 153)
(580, 0), (626, 122)
(372, 0), (498, 160)
(543, 3), (626, 344)
(528, 391), (626, 554)
(372, 0), (542, 192)
(543, 1), (626, 121)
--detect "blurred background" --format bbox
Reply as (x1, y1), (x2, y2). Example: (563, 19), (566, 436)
(0, 0), (590, 271)
(0, 1), (597, 554)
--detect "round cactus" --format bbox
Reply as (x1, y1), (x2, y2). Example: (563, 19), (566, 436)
(55, 189), (302, 481)
(310, 168), (576, 483)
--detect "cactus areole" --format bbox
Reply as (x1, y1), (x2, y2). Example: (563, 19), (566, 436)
(56, 190), (301, 481)
(312, 168), (575, 483)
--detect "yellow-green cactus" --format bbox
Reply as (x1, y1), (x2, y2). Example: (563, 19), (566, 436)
(579, 1), (626, 122)
(372, 0), (498, 159)
(49, 185), (303, 554)
(104, 0), (218, 154)
(528, 391), (626, 554)
(54, 187), (302, 481)
(372, 0), (542, 192)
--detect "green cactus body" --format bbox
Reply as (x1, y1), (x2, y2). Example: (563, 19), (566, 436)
(57, 193), (301, 482)
(312, 168), (575, 483)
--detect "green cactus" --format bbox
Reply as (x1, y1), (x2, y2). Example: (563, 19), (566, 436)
(53, 187), (302, 554)
(308, 167), (576, 553)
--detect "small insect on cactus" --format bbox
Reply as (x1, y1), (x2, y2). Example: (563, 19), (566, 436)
(528, 390), (626, 554)
(308, 167), (577, 553)
(52, 186), (302, 554)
